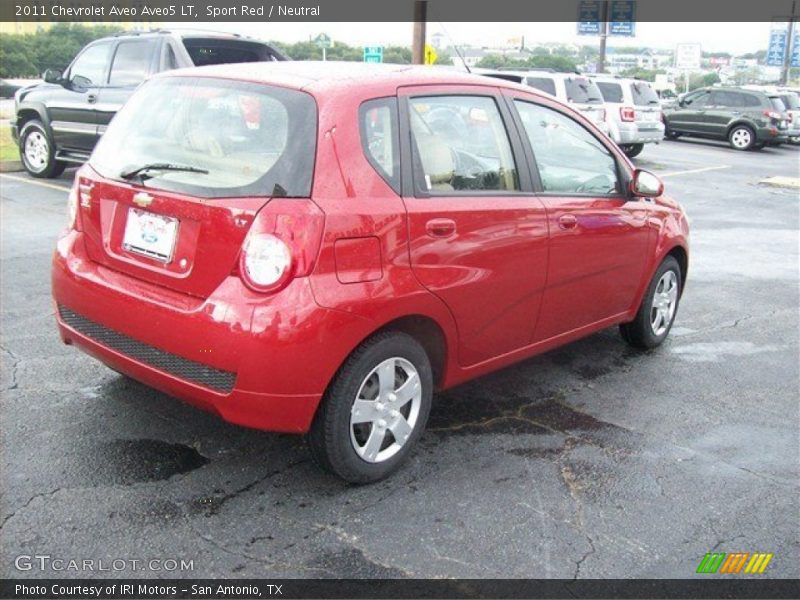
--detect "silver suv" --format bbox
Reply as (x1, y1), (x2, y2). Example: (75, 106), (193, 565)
(592, 76), (664, 158)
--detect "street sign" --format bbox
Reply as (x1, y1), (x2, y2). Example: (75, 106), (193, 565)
(363, 46), (383, 63)
(792, 27), (800, 67)
(609, 0), (636, 37)
(424, 44), (438, 65)
(313, 33), (332, 49)
(674, 43), (702, 70)
(767, 29), (788, 66)
(577, 0), (602, 35)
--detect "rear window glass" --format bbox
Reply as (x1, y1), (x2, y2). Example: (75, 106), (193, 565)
(565, 77), (604, 104)
(525, 77), (557, 97)
(631, 81), (660, 106)
(596, 82), (624, 103)
(183, 39), (273, 66)
(780, 93), (799, 109)
(770, 97), (787, 112)
(91, 77), (317, 199)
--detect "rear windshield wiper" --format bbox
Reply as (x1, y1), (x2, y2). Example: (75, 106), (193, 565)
(120, 163), (209, 181)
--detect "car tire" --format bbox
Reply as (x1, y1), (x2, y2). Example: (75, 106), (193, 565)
(621, 143), (644, 158)
(728, 125), (755, 151)
(306, 331), (433, 483)
(665, 129), (681, 140)
(620, 256), (682, 350)
(19, 119), (66, 178)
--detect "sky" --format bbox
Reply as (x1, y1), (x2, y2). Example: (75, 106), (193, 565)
(164, 21), (778, 55)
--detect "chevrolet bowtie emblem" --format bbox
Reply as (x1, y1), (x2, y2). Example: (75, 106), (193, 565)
(133, 192), (154, 208)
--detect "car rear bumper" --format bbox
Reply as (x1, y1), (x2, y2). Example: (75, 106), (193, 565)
(616, 122), (665, 144)
(51, 229), (362, 433)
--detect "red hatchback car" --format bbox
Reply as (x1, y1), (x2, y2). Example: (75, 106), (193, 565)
(53, 63), (689, 482)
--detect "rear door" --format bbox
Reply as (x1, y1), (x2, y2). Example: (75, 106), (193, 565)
(703, 90), (742, 137)
(398, 85), (549, 366)
(48, 40), (112, 152)
(505, 91), (651, 340)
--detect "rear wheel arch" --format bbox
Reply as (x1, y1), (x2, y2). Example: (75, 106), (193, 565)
(370, 315), (448, 389)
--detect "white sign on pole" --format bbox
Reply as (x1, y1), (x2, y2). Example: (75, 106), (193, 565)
(674, 43), (702, 70)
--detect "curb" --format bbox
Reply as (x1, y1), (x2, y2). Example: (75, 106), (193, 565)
(0, 160), (23, 173)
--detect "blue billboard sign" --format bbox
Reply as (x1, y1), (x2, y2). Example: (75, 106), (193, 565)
(767, 30), (787, 66)
(577, 0), (602, 35)
(609, 1), (636, 37)
(791, 26), (800, 67)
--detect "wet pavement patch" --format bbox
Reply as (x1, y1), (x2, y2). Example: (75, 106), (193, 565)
(87, 439), (208, 485)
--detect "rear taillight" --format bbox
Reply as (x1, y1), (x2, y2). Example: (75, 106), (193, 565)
(788, 113), (793, 123)
(620, 106), (635, 122)
(763, 110), (782, 121)
(238, 198), (324, 294)
(67, 179), (79, 230)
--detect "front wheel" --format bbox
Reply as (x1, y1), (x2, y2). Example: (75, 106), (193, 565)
(19, 119), (66, 178)
(620, 143), (644, 158)
(620, 256), (682, 349)
(728, 125), (755, 151)
(307, 331), (433, 483)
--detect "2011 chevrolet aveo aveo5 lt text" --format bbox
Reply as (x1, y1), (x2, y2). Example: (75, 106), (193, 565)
(53, 63), (689, 483)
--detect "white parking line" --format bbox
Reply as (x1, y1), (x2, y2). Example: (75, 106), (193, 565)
(0, 173), (71, 192)
(659, 166), (731, 178)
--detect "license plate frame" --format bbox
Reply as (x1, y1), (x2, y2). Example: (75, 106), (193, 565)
(122, 207), (179, 263)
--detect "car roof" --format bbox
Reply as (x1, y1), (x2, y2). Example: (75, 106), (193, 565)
(157, 61), (548, 97)
(99, 28), (267, 43)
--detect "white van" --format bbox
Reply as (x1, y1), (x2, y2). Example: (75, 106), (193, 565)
(478, 69), (609, 135)
(592, 76), (664, 157)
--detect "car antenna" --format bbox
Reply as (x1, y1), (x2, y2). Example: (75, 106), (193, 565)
(430, 9), (471, 73)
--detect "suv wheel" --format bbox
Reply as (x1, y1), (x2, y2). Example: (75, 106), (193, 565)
(20, 119), (66, 178)
(620, 256), (682, 349)
(728, 125), (755, 151)
(307, 331), (433, 483)
(620, 143), (644, 158)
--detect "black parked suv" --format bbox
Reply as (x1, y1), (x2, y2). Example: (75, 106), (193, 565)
(12, 30), (287, 177)
(663, 86), (788, 151)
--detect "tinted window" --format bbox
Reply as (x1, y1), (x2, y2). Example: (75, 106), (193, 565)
(525, 77), (557, 97)
(109, 40), (154, 86)
(631, 81), (660, 106)
(597, 82), (624, 103)
(91, 77), (317, 199)
(740, 94), (763, 107)
(360, 98), (400, 193)
(183, 39), (267, 66)
(69, 42), (111, 85)
(780, 93), (799, 110)
(683, 91), (709, 108)
(409, 95), (519, 193)
(709, 91), (742, 107)
(514, 100), (619, 195)
(565, 77), (604, 104)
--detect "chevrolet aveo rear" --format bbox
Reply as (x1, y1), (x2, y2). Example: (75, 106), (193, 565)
(53, 63), (689, 483)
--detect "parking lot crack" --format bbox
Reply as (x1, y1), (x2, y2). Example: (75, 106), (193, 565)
(0, 343), (21, 390)
(313, 523), (415, 577)
(0, 487), (62, 531)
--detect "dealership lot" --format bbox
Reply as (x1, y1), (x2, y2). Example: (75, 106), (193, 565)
(0, 139), (798, 578)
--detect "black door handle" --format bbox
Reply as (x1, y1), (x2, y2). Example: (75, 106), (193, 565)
(87, 93), (98, 104)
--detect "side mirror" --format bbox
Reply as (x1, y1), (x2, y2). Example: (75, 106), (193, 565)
(70, 75), (92, 91)
(43, 69), (63, 84)
(630, 169), (664, 198)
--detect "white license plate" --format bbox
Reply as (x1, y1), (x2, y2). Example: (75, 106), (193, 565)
(122, 208), (179, 262)
(641, 111), (659, 122)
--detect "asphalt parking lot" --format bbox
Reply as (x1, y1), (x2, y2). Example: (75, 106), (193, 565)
(0, 138), (798, 580)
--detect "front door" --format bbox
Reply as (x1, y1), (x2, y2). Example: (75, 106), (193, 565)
(399, 86), (549, 367)
(506, 93), (651, 341)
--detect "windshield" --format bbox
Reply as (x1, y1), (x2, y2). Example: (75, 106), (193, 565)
(780, 93), (799, 110)
(565, 77), (604, 105)
(631, 81), (660, 106)
(91, 77), (316, 199)
(770, 97), (787, 112)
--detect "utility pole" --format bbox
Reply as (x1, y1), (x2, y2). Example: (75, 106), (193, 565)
(412, 0), (427, 65)
(780, 0), (797, 85)
(597, 0), (610, 73)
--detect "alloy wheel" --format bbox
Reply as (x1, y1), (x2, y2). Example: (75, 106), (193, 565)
(24, 131), (49, 172)
(730, 128), (752, 149)
(650, 270), (678, 336)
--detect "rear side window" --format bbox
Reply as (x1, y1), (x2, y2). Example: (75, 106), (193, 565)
(709, 91), (743, 107)
(631, 81), (660, 106)
(597, 82), (624, 103)
(360, 98), (400, 193)
(525, 77), (557, 97)
(69, 42), (111, 85)
(565, 77), (604, 104)
(740, 94), (763, 107)
(183, 39), (268, 66)
(91, 77), (317, 199)
(109, 40), (155, 87)
(408, 95), (519, 194)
